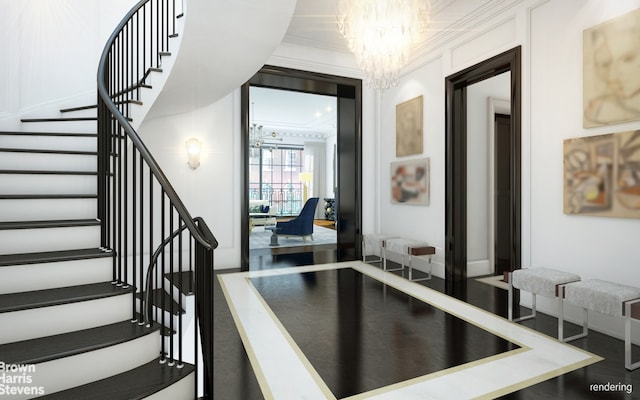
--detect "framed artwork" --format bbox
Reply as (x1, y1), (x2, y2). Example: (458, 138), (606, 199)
(583, 8), (640, 127)
(396, 95), (423, 156)
(391, 158), (430, 205)
(564, 130), (640, 218)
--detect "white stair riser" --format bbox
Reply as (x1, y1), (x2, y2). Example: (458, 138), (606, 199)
(0, 257), (112, 295)
(19, 120), (97, 133)
(0, 174), (96, 195)
(145, 372), (195, 400)
(0, 293), (132, 344)
(163, 297), (195, 358)
(0, 199), (96, 222)
(18, 332), (161, 399)
(0, 226), (101, 255)
(0, 152), (96, 172)
(0, 135), (95, 152)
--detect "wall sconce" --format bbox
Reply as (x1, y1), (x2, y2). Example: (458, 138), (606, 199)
(185, 137), (202, 170)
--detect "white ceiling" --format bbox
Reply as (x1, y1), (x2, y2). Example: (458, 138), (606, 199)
(281, 1), (350, 53)
(252, 0), (519, 141)
(250, 86), (337, 142)
(248, 1), (346, 142)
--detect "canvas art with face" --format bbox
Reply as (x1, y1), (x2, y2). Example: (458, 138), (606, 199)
(583, 9), (640, 127)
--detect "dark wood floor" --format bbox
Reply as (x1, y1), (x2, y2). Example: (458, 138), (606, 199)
(214, 247), (639, 399)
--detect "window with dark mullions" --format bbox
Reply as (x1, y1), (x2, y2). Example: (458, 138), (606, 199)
(249, 147), (304, 216)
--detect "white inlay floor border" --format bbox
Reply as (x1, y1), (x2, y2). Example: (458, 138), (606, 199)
(218, 261), (602, 400)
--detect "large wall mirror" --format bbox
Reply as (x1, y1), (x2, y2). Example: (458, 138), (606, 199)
(444, 46), (522, 298)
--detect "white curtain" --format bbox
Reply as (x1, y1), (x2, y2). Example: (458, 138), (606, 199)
(304, 142), (327, 219)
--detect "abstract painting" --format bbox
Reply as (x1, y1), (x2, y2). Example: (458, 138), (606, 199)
(391, 158), (429, 205)
(583, 8), (640, 127)
(396, 95), (423, 156)
(564, 130), (640, 217)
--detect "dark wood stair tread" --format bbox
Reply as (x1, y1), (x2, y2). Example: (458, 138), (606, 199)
(38, 358), (194, 400)
(136, 289), (185, 315)
(112, 83), (152, 97)
(60, 99), (143, 113)
(165, 271), (194, 296)
(0, 147), (97, 155)
(0, 247), (112, 267)
(21, 117), (97, 123)
(0, 169), (97, 175)
(0, 282), (131, 314)
(0, 194), (97, 200)
(0, 319), (159, 365)
(0, 131), (96, 137)
(59, 104), (97, 113)
(0, 219), (100, 230)
(134, 313), (176, 336)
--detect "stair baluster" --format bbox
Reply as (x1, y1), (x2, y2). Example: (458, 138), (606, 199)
(97, 0), (217, 398)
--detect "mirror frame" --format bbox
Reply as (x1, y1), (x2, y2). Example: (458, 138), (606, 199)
(444, 46), (522, 297)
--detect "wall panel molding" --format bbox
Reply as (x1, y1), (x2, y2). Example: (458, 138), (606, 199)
(450, 16), (517, 73)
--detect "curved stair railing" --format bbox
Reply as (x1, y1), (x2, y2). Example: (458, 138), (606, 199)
(96, 0), (217, 398)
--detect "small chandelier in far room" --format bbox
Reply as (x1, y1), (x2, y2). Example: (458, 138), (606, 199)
(337, 0), (431, 90)
(249, 102), (281, 157)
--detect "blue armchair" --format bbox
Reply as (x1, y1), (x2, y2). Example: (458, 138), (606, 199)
(275, 197), (319, 242)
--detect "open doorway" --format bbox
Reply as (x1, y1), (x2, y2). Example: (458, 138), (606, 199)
(246, 86), (338, 256)
(240, 66), (363, 271)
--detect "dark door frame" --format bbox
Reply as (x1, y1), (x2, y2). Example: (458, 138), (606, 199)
(444, 46), (522, 297)
(240, 65), (363, 271)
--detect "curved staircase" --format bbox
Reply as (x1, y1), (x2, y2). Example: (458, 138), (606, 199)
(0, 125), (197, 399)
(0, 0), (213, 398)
(0, 0), (297, 396)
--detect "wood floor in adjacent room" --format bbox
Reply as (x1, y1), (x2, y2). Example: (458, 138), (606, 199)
(214, 248), (639, 399)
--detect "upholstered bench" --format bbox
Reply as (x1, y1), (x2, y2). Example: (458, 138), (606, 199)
(361, 234), (397, 265)
(383, 238), (435, 282)
(507, 268), (581, 326)
(559, 279), (640, 370)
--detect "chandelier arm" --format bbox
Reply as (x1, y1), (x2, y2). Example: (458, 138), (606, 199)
(337, 0), (431, 90)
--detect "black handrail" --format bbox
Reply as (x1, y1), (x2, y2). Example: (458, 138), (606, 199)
(96, 0), (217, 398)
(97, 3), (213, 249)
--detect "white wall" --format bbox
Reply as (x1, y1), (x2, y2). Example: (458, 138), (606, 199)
(378, 58), (446, 277)
(137, 92), (241, 268)
(380, 0), (640, 341)
(529, 0), (640, 282)
(527, 0), (640, 340)
(0, 0), (137, 129)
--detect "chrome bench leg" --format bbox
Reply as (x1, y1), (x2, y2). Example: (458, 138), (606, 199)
(558, 289), (588, 342)
(625, 299), (640, 371)
(508, 272), (536, 322)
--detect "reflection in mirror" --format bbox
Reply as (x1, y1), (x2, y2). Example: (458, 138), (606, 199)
(466, 72), (511, 278)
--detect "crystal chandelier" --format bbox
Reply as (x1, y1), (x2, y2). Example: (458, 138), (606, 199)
(249, 124), (273, 157)
(250, 102), (281, 157)
(337, 0), (431, 90)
